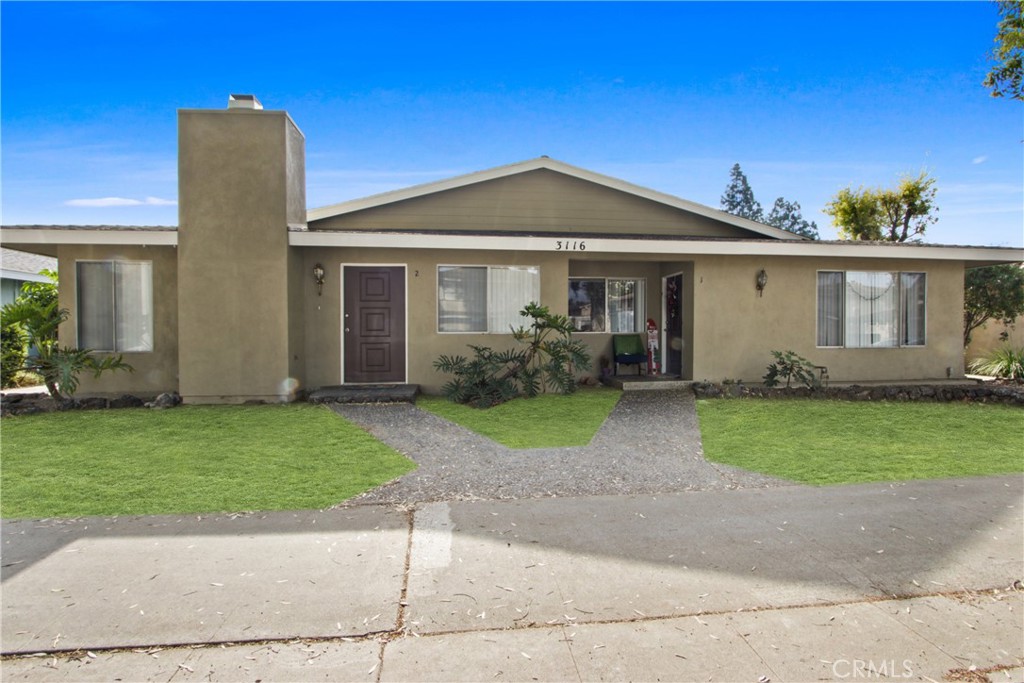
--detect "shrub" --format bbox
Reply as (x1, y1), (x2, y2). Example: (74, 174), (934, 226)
(763, 350), (821, 389)
(1, 323), (27, 388)
(968, 346), (1024, 380)
(434, 302), (592, 407)
(1, 271), (133, 399)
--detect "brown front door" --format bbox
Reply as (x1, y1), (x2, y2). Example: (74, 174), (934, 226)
(343, 266), (406, 383)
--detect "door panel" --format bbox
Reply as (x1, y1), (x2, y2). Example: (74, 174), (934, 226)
(343, 267), (406, 383)
(664, 273), (683, 377)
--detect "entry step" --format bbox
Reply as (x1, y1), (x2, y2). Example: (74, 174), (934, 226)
(309, 384), (419, 404)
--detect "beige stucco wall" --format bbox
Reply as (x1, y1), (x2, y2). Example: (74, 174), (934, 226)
(58, 244), (179, 397)
(311, 169), (759, 239)
(177, 108), (305, 403)
(296, 248), (967, 392)
(966, 318), (1024, 362)
(299, 248), (569, 394)
(687, 255), (966, 383)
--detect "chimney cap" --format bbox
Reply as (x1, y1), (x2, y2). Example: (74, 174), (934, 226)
(228, 94), (263, 110)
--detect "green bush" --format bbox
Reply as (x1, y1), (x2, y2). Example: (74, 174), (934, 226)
(968, 346), (1024, 380)
(1, 323), (27, 388)
(434, 302), (591, 408)
(763, 350), (821, 389)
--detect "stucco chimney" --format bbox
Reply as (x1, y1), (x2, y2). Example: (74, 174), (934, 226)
(228, 94), (263, 110)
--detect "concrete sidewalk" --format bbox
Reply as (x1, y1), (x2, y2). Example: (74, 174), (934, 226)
(2, 475), (1022, 681)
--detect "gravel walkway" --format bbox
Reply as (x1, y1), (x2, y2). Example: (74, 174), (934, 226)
(333, 390), (789, 506)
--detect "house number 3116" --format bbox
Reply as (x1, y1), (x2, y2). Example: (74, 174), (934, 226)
(555, 240), (586, 251)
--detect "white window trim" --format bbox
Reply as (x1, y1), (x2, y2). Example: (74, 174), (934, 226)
(568, 276), (647, 334)
(436, 264), (541, 334)
(75, 259), (154, 353)
(815, 269), (928, 350)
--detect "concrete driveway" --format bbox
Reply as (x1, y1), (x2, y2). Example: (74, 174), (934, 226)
(2, 475), (1022, 681)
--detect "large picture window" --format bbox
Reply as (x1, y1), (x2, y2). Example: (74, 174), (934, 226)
(817, 271), (926, 348)
(569, 278), (645, 333)
(437, 265), (539, 332)
(77, 261), (153, 352)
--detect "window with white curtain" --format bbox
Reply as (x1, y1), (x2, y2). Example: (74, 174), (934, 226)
(77, 261), (153, 352)
(816, 271), (926, 348)
(569, 278), (645, 333)
(437, 265), (539, 333)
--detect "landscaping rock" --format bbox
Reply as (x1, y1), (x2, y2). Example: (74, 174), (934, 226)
(691, 381), (1024, 405)
(146, 392), (182, 409)
(109, 394), (145, 409)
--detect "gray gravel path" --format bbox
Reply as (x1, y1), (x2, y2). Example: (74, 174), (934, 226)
(333, 389), (790, 506)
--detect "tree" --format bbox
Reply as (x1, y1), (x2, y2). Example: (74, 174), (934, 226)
(765, 197), (819, 239)
(963, 263), (1024, 346)
(824, 172), (938, 242)
(0, 270), (133, 400)
(720, 163), (763, 222)
(721, 163), (819, 238)
(984, 0), (1024, 100)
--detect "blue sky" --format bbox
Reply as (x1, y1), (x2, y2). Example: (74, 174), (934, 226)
(1, 1), (1021, 246)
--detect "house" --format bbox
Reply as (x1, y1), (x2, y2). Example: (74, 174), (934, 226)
(1, 95), (1021, 403)
(1, 248), (57, 307)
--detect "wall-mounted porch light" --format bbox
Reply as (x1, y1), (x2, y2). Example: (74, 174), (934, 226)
(313, 263), (326, 296)
(755, 269), (767, 297)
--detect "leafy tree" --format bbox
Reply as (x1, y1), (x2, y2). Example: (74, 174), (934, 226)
(720, 163), (763, 222)
(984, 0), (1024, 100)
(765, 197), (819, 239)
(721, 163), (818, 239)
(0, 270), (133, 400)
(963, 263), (1024, 346)
(824, 172), (938, 242)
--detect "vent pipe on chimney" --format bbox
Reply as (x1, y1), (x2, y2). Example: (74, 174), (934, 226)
(228, 94), (263, 110)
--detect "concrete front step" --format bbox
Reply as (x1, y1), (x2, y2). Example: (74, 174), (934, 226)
(308, 384), (419, 404)
(600, 374), (693, 391)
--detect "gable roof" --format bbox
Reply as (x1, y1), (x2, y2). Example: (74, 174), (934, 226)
(307, 157), (807, 241)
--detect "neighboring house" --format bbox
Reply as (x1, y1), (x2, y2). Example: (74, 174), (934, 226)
(1, 248), (57, 307)
(1, 95), (1022, 403)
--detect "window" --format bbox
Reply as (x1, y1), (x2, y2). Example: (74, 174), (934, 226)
(437, 265), (539, 332)
(77, 261), (153, 352)
(569, 278), (646, 333)
(817, 271), (926, 348)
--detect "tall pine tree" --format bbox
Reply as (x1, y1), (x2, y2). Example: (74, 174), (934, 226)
(720, 163), (763, 222)
(720, 163), (818, 239)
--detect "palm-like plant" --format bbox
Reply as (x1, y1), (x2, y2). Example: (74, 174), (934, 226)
(968, 346), (1024, 380)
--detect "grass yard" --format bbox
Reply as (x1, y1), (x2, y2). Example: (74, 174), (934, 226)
(417, 387), (622, 448)
(0, 404), (415, 519)
(697, 399), (1024, 485)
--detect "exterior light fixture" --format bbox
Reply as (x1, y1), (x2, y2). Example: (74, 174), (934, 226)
(755, 269), (767, 297)
(313, 263), (326, 296)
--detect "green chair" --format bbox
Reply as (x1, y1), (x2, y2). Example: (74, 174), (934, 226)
(613, 334), (647, 375)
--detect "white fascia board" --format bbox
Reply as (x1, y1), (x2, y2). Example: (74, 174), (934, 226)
(306, 157), (802, 241)
(0, 229), (177, 247)
(289, 230), (1024, 263)
(0, 269), (50, 282)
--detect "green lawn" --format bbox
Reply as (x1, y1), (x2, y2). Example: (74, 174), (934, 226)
(417, 387), (622, 448)
(697, 399), (1024, 485)
(0, 404), (415, 519)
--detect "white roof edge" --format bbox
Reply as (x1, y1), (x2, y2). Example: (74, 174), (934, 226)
(289, 230), (1024, 262)
(306, 157), (805, 241)
(0, 228), (178, 247)
(0, 269), (51, 282)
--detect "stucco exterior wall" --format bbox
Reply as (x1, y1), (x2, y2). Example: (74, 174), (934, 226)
(688, 255), (966, 383)
(177, 108), (304, 403)
(966, 318), (1024, 362)
(58, 244), (179, 396)
(300, 247), (570, 394)
(311, 169), (756, 239)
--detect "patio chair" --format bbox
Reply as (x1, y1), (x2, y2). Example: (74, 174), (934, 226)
(613, 334), (648, 375)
